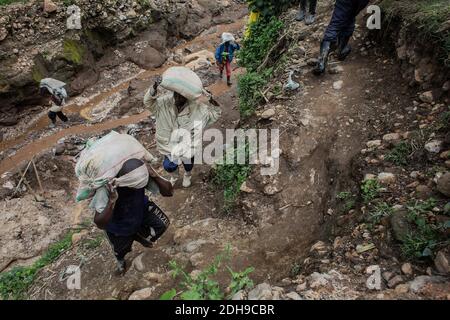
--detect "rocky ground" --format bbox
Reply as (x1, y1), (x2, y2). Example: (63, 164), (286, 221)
(0, 0), (448, 300)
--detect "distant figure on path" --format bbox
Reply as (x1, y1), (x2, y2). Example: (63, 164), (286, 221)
(296, 0), (318, 25)
(39, 78), (69, 128)
(215, 32), (240, 86)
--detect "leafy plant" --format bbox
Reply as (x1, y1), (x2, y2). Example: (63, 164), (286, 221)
(213, 145), (252, 213)
(237, 69), (272, 117)
(81, 235), (103, 250)
(247, 0), (292, 18)
(161, 246), (254, 300)
(385, 142), (412, 166)
(337, 191), (356, 212)
(361, 179), (381, 203)
(0, 231), (74, 299)
(400, 198), (449, 259)
(367, 202), (393, 226)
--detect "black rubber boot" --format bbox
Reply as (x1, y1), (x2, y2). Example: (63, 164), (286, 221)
(313, 40), (333, 75)
(337, 35), (352, 61)
(227, 76), (232, 86)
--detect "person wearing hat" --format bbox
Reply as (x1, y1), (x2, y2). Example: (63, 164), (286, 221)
(143, 67), (221, 188)
(39, 78), (69, 128)
(215, 32), (240, 86)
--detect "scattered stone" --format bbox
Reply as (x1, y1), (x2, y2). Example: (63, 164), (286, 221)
(54, 143), (65, 156)
(128, 287), (154, 300)
(296, 282), (307, 292)
(419, 91), (434, 103)
(434, 250), (449, 275)
(382, 271), (394, 281)
(285, 292), (302, 300)
(401, 263), (413, 276)
(71, 230), (88, 244)
(424, 140), (443, 154)
(356, 243), (376, 253)
(366, 140), (381, 148)
(436, 172), (450, 197)
(143, 272), (166, 283)
(240, 181), (254, 193)
(415, 185), (433, 200)
(43, 0), (58, 13)
(260, 108), (276, 120)
(395, 283), (409, 294)
(382, 133), (401, 142)
(306, 58), (318, 66)
(329, 65), (344, 74)
(390, 209), (413, 242)
(387, 275), (404, 288)
(409, 276), (446, 294)
(377, 172), (396, 185)
(310, 241), (327, 252)
(132, 253), (145, 272)
(189, 252), (204, 267)
(333, 80), (343, 90)
(364, 173), (377, 181)
(2, 181), (14, 190)
(232, 290), (245, 300)
(248, 283), (273, 300)
(308, 272), (331, 288)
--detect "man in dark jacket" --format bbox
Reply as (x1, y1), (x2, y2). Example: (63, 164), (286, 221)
(314, 0), (370, 75)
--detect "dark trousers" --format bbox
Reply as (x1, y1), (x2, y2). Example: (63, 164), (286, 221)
(323, 0), (369, 42)
(48, 111), (68, 124)
(106, 206), (168, 261)
(300, 0), (318, 15)
(163, 156), (194, 173)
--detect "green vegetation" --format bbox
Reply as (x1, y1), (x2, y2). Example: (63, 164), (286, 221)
(0, 231), (74, 300)
(237, 18), (283, 118)
(0, 0), (25, 6)
(361, 179), (381, 203)
(246, 0), (292, 18)
(401, 199), (450, 259)
(385, 142), (412, 166)
(161, 246), (254, 300)
(63, 39), (85, 65)
(380, 0), (450, 66)
(367, 202), (393, 227)
(213, 145), (251, 213)
(336, 191), (356, 212)
(81, 235), (103, 250)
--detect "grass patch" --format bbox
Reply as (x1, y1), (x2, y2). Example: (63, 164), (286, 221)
(63, 39), (85, 65)
(237, 69), (272, 118)
(0, 231), (74, 300)
(0, 0), (25, 6)
(385, 141), (412, 166)
(81, 235), (103, 250)
(380, 0), (450, 66)
(161, 246), (254, 300)
(213, 147), (251, 213)
(361, 179), (381, 204)
(401, 198), (450, 259)
(336, 191), (356, 212)
(367, 202), (393, 227)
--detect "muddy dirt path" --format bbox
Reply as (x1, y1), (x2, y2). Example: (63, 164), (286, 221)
(0, 19), (246, 176)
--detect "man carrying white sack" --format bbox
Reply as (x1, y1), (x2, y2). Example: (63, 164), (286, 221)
(144, 66), (221, 188)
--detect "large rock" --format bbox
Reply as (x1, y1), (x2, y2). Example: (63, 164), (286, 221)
(43, 0), (58, 13)
(390, 209), (413, 242)
(248, 283), (273, 300)
(377, 172), (396, 185)
(434, 249), (449, 274)
(436, 172), (450, 197)
(408, 276), (446, 294)
(425, 140), (443, 154)
(127, 46), (166, 69)
(128, 287), (155, 300)
(419, 91), (434, 103)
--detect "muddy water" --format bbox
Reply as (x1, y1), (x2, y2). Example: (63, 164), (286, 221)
(0, 18), (246, 176)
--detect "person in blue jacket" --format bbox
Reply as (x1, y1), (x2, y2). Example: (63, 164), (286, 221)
(215, 32), (240, 86)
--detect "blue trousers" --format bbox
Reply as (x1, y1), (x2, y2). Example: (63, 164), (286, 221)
(323, 0), (369, 42)
(163, 156), (194, 173)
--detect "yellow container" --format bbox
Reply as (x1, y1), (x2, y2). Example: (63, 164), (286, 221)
(244, 11), (260, 38)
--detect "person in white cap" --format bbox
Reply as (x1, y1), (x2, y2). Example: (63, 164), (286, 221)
(39, 78), (69, 128)
(143, 67), (221, 188)
(215, 32), (240, 86)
